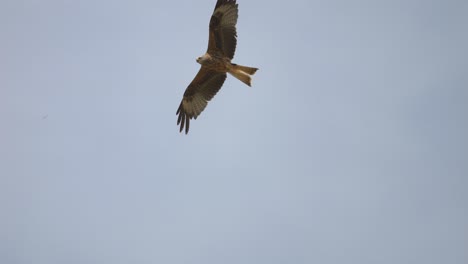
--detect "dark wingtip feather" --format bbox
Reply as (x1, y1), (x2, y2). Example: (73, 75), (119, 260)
(176, 103), (183, 125)
(177, 112), (182, 125)
(176, 103), (191, 134)
(179, 113), (185, 133)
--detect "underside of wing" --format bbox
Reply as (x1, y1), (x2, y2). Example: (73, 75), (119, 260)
(176, 67), (227, 134)
(207, 0), (238, 59)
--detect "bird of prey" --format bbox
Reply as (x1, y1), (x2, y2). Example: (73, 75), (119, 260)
(176, 0), (258, 134)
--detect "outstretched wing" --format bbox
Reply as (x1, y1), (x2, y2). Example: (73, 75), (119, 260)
(176, 67), (227, 134)
(207, 0), (238, 59)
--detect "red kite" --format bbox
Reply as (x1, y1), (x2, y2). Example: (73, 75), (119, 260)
(176, 0), (258, 134)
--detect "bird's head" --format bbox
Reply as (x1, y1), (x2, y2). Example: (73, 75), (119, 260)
(196, 54), (210, 65)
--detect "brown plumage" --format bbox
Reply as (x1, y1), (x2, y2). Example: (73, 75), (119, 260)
(176, 0), (258, 134)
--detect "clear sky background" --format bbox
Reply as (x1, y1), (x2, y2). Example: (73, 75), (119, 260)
(1, 0), (467, 263)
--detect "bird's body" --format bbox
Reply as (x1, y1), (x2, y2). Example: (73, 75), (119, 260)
(176, 0), (258, 134)
(196, 53), (231, 72)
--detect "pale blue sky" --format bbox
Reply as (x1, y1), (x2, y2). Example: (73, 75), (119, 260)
(1, 0), (467, 263)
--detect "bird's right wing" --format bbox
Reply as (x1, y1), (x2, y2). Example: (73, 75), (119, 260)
(176, 67), (227, 134)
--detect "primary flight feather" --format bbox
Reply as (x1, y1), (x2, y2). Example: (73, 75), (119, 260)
(176, 0), (258, 134)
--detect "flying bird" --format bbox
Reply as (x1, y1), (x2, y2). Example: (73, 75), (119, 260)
(176, 0), (258, 134)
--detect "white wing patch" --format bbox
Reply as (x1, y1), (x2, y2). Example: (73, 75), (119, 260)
(183, 94), (208, 119)
(215, 5), (238, 27)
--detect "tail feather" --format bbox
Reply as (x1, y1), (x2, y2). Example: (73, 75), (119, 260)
(229, 64), (258, 87)
(233, 64), (258, 75)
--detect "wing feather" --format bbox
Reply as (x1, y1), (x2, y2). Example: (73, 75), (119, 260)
(176, 67), (227, 134)
(207, 0), (238, 59)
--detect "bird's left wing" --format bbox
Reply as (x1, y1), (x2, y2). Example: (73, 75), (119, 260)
(207, 0), (239, 59)
(176, 67), (227, 134)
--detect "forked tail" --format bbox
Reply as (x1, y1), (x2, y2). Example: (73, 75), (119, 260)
(229, 64), (258, 87)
